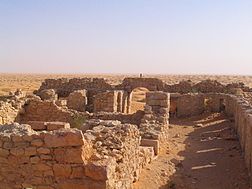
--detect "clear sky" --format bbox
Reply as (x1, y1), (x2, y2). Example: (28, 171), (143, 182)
(1, 0), (252, 75)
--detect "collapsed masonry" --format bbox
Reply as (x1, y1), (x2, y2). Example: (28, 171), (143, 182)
(0, 77), (252, 189)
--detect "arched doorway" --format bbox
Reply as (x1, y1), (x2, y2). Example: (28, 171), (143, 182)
(130, 87), (149, 114)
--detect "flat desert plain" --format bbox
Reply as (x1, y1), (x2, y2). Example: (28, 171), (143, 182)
(1, 73), (252, 96)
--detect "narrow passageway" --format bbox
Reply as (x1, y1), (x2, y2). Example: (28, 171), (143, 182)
(133, 113), (251, 189)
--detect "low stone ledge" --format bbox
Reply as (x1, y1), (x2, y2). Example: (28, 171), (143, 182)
(140, 139), (159, 155)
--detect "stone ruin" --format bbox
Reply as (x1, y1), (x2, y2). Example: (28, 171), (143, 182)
(1, 77), (252, 188)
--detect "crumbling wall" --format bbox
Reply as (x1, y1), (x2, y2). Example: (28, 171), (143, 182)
(202, 93), (228, 113)
(37, 78), (112, 97)
(67, 90), (87, 112)
(0, 90), (27, 124)
(116, 78), (165, 92)
(90, 111), (144, 126)
(224, 95), (252, 180)
(36, 77), (252, 101)
(0, 124), (94, 189)
(139, 91), (170, 155)
(37, 89), (58, 101)
(20, 99), (73, 123)
(19, 99), (88, 129)
(0, 121), (153, 189)
(24, 121), (70, 131)
(0, 102), (20, 125)
(94, 91), (125, 113)
(176, 94), (205, 118)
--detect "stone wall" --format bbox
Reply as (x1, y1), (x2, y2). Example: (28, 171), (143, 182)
(37, 78), (112, 97)
(67, 90), (87, 112)
(139, 91), (170, 155)
(222, 95), (252, 180)
(176, 94), (205, 118)
(90, 111), (144, 126)
(0, 102), (20, 125)
(36, 77), (252, 101)
(0, 91), (27, 125)
(0, 124), (93, 189)
(20, 99), (73, 123)
(0, 121), (154, 189)
(94, 91), (126, 113)
(19, 99), (88, 129)
(24, 121), (70, 131)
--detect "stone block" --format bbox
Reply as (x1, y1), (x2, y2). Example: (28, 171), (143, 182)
(26, 121), (46, 131)
(44, 129), (84, 147)
(140, 139), (159, 155)
(85, 158), (116, 181)
(46, 122), (70, 131)
(53, 164), (72, 178)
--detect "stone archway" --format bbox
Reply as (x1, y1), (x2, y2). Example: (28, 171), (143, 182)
(129, 87), (149, 114)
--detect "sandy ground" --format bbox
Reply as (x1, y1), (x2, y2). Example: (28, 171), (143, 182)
(133, 113), (251, 189)
(1, 73), (252, 95)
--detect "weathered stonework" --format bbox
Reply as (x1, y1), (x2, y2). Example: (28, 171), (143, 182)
(67, 90), (87, 112)
(1, 77), (252, 187)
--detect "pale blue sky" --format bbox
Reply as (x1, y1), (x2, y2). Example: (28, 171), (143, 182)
(1, 0), (252, 74)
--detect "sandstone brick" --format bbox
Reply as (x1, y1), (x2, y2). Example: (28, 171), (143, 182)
(30, 156), (40, 164)
(22, 135), (33, 142)
(37, 147), (50, 154)
(65, 148), (85, 163)
(25, 147), (37, 156)
(0, 148), (9, 157)
(85, 158), (116, 181)
(26, 121), (46, 131)
(44, 129), (84, 147)
(53, 164), (72, 178)
(3, 141), (13, 149)
(46, 122), (70, 131)
(34, 163), (52, 171)
(31, 139), (44, 147)
(30, 176), (44, 185)
(40, 154), (52, 160)
(10, 148), (24, 156)
(11, 135), (23, 142)
(141, 139), (159, 155)
(71, 166), (85, 179)
(43, 170), (54, 177)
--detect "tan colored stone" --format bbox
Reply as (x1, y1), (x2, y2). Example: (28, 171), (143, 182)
(53, 164), (72, 178)
(37, 147), (50, 154)
(22, 135), (33, 142)
(71, 166), (85, 179)
(46, 122), (70, 131)
(85, 158), (116, 181)
(44, 129), (84, 147)
(25, 147), (37, 156)
(3, 141), (13, 149)
(43, 170), (54, 177)
(30, 156), (40, 164)
(0, 148), (9, 157)
(65, 148), (85, 163)
(26, 121), (46, 131)
(34, 163), (52, 171)
(141, 139), (159, 155)
(11, 135), (23, 142)
(10, 148), (24, 156)
(54, 148), (65, 163)
(40, 154), (52, 160)
(31, 139), (44, 147)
